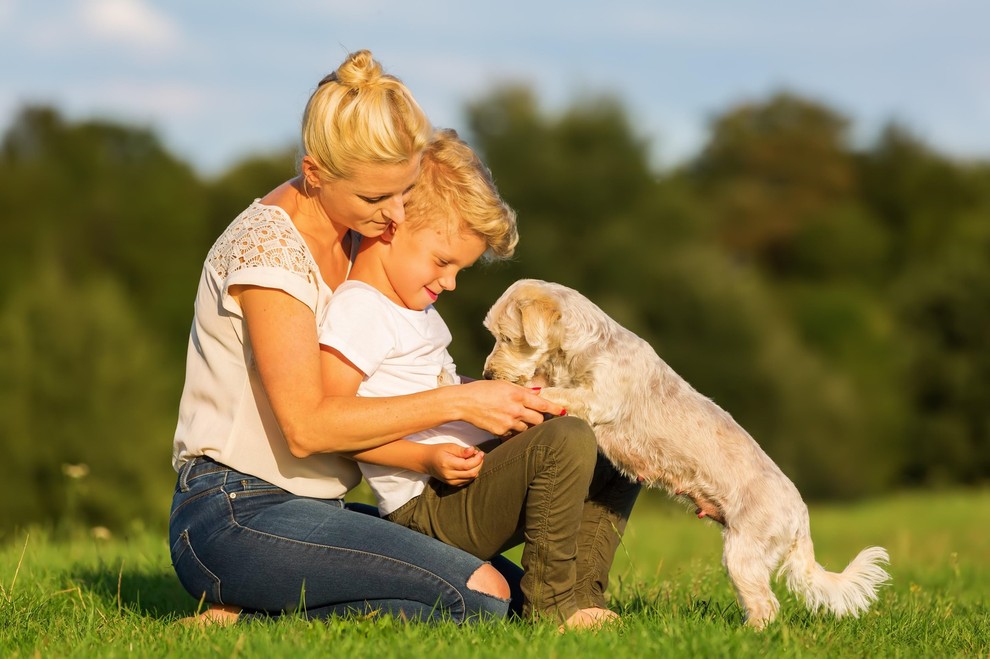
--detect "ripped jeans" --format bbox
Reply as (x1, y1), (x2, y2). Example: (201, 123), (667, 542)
(387, 416), (642, 622)
(169, 456), (513, 622)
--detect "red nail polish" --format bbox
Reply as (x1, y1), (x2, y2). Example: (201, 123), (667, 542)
(560, 409), (567, 416)
(530, 387), (542, 393)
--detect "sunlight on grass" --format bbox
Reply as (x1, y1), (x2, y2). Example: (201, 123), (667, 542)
(2, 489), (988, 657)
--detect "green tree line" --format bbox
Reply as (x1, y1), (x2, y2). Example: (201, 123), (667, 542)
(1, 90), (988, 537)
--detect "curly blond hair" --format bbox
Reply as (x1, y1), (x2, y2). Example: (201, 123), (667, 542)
(405, 129), (518, 262)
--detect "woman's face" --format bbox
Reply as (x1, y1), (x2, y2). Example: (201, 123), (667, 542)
(315, 155), (422, 238)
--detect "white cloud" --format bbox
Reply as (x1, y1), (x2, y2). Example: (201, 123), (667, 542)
(87, 79), (209, 119)
(79, 0), (179, 51)
(4, 0), (181, 56)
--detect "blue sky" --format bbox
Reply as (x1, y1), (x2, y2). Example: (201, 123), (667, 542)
(2, 0), (987, 175)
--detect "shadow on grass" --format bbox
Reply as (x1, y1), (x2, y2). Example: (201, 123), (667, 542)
(68, 564), (196, 620)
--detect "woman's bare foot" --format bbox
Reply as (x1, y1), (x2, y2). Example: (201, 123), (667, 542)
(558, 607), (620, 632)
(180, 603), (241, 627)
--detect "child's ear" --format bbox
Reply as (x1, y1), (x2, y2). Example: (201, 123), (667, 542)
(377, 221), (399, 244)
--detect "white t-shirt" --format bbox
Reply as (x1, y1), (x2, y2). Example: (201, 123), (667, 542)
(172, 201), (362, 499)
(320, 281), (493, 514)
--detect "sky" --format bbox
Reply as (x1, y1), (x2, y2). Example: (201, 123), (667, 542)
(2, 0), (988, 176)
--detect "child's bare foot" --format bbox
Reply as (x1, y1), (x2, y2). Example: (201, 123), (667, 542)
(179, 603), (241, 627)
(558, 607), (620, 632)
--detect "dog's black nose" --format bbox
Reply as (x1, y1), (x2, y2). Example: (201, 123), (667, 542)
(482, 370), (494, 380)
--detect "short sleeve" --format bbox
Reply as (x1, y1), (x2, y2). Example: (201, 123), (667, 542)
(206, 204), (319, 318)
(320, 285), (396, 377)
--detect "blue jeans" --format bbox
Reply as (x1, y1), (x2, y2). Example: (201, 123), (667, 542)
(169, 456), (514, 622)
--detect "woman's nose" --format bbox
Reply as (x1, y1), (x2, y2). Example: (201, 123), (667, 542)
(383, 195), (406, 225)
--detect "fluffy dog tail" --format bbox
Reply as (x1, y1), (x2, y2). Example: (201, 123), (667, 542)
(781, 535), (890, 618)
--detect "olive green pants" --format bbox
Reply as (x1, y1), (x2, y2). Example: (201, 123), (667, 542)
(386, 416), (641, 622)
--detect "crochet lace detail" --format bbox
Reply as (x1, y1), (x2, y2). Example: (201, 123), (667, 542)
(208, 204), (314, 281)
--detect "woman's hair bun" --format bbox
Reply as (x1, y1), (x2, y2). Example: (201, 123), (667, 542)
(302, 49), (431, 179)
(332, 49), (383, 88)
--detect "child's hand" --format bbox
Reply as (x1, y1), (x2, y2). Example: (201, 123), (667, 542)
(425, 444), (484, 487)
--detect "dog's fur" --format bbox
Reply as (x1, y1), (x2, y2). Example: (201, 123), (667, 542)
(482, 279), (890, 628)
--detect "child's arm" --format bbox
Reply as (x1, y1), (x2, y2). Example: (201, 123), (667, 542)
(321, 345), (484, 486)
(350, 441), (484, 487)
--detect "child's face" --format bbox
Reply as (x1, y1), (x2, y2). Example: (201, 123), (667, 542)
(384, 219), (486, 311)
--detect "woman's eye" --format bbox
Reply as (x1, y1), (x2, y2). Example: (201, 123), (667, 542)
(360, 195), (387, 204)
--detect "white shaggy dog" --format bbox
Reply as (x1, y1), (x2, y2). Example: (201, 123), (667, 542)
(482, 278), (890, 628)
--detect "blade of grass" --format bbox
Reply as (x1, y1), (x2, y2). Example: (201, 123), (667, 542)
(5, 532), (30, 602)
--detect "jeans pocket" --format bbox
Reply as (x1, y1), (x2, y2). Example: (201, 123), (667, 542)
(171, 529), (223, 604)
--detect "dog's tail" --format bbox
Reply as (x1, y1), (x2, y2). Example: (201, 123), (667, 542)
(780, 535), (890, 618)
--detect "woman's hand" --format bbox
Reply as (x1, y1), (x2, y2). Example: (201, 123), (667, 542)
(424, 444), (485, 486)
(456, 380), (566, 437)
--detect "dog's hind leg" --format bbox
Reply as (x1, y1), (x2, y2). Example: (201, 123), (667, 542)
(722, 530), (779, 629)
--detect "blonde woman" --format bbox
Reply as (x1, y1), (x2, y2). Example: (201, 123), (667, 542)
(169, 51), (567, 625)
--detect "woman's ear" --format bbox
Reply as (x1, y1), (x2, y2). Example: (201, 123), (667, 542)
(300, 156), (322, 194)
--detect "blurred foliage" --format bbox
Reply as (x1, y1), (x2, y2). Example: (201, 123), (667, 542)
(2, 86), (988, 535)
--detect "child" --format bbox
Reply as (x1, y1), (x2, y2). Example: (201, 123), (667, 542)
(319, 129), (638, 628)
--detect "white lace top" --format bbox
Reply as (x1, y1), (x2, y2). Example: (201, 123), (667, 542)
(172, 200), (361, 498)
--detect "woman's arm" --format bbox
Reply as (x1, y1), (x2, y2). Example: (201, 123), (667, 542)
(320, 340), (485, 485)
(238, 285), (561, 458)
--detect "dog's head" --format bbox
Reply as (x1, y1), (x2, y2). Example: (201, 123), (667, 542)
(482, 279), (608, 387)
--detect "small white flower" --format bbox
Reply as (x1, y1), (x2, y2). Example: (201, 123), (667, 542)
(91, 526), (112, 540)
(62, 463), (91, 479)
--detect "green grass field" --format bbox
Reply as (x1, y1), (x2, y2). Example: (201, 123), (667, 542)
(2, 489), (987, 658)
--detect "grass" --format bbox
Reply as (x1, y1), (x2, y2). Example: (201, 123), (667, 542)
(2, 489), (988, 658)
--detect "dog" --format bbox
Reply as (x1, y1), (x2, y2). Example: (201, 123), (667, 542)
(482, 278), (889, 628)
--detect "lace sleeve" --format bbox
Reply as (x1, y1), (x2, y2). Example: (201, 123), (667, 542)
(207, 203), (319, 314)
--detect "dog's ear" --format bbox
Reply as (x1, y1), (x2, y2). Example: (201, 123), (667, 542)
(519, 292), (561, 348)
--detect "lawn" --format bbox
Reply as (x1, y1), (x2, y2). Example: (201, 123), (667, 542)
(2, 489), (987, 657)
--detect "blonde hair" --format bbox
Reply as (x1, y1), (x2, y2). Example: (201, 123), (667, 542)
(302, 50), (432, 180)
(405, 129), (519, 262)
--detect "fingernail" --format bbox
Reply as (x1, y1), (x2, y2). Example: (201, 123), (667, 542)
(530, 387), (542, 393)
(560, 409), (567, 416)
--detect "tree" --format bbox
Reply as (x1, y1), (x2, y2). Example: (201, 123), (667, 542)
(858, 122), (979, 271)
(692, 93), (862, 275)
(0, 106), (211, 359)
(894, 209), (990, 486)
(0, 258), (177, 534)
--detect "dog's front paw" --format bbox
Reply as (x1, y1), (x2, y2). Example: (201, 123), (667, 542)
(540, 387), (589, 421)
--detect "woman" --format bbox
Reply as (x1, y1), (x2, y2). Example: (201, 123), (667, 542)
(169, 50), (637, 627)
